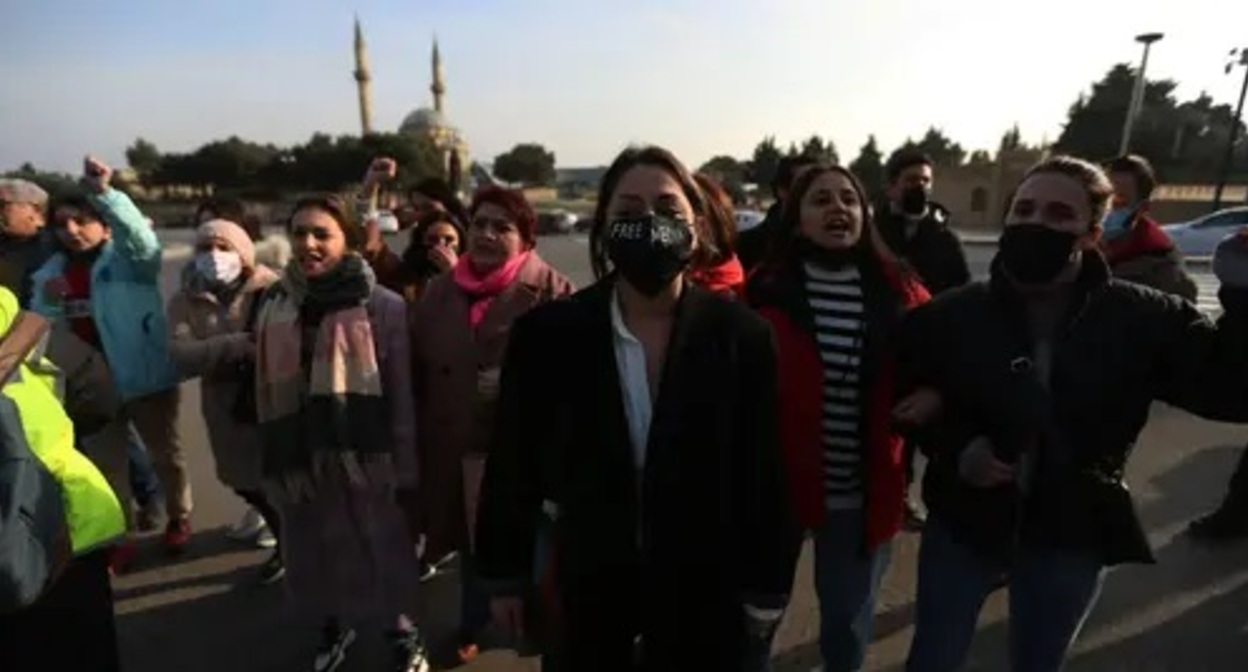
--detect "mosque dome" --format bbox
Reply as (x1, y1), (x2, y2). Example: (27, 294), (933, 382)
(399, 107), (448, 135)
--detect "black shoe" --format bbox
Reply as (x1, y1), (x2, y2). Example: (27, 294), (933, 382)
(904, 499), (927, 531)
(1187, 507), (1248, 542)
(258, 552), (286, 585)
(390, 627), (430, 672)
(312, 624), (355, 672)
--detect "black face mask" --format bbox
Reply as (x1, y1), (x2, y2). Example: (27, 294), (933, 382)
(996, 223), (1079, 284)
(901, 186), (929, 216)
(606, 214), (694, 297)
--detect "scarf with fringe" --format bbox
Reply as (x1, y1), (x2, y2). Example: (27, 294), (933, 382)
(254, 254), (391, 502)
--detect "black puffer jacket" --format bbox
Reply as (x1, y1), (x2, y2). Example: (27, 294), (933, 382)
(900, 252), (1248, 566)
(877, 203), (971, 294)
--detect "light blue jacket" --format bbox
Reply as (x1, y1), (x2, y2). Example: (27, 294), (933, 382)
(30, 189), (179, 401)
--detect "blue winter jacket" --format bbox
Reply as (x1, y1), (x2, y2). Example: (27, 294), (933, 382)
(30, 189), (179, 401)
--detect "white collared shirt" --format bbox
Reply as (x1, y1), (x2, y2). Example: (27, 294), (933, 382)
(610, 288), (653, 473)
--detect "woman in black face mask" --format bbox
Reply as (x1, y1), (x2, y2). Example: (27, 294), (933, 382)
(473, 145), (796, 671)
(898, 155), (1248, 672)
(746, 165), (930, 671)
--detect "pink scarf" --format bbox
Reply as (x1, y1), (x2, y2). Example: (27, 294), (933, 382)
(452, 251), (532, 327)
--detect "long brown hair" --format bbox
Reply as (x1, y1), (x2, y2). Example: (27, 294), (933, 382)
(764, 164), (906, 273)
(693, 172), (737, 268)
(589, 146), (715, 280)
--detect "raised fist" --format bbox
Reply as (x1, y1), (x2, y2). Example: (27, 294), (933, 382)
(82, 156), (113, 193)
(362, 157), (398, 189)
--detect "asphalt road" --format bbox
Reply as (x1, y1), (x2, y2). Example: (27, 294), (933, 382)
(113, 233), (1248, 671)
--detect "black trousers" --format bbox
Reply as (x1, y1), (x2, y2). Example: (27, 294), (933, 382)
(235, 488), (282, 549)
(0, 550), (120, 672)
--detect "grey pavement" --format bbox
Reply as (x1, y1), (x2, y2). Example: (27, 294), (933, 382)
(115, 234), (1248, 671)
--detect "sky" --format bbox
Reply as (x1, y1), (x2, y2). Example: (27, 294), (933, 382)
(3, 0), (1247, 174)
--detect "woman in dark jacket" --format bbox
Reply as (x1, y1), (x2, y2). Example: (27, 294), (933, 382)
(747, 164), (929, 671)
(899, 155), (1248, 672)
(474, 145), (795, 671)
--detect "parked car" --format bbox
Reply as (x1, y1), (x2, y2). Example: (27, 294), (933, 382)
(537, 209), (578, 235)
(1163, 206), (1248, 258)
(734, 209), (766, 233)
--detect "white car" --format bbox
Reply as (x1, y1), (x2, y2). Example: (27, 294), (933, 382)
(734, 209), (766, 233)
(1163, 206), (1248, 258)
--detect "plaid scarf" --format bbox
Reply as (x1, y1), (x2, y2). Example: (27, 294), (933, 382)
(254, 254), (392, 502)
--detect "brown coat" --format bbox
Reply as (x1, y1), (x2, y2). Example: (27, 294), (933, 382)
(410, 252), (573, 559)
(166, 266), (279, 490)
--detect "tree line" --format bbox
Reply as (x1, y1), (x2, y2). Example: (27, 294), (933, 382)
(699, 63), (1247, 203)
(6, 63), (1245, 204)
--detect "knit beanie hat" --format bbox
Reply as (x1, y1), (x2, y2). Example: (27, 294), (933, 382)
(196, 219), (256, 268)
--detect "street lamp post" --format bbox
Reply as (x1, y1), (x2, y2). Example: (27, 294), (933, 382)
(1120, 32), (1165, 156)
(1213, 48), (1248, 212)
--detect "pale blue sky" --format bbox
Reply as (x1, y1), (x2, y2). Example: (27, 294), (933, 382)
(2, 0), (1246, 173)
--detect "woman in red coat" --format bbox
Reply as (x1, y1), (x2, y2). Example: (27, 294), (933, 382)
(747, 164), (929, 671)
(688, 173), (746, 297)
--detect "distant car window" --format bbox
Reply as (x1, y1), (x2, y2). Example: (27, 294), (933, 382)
(1194, 212), (1242, 229)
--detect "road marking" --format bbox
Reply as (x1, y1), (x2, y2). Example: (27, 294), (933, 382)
(1193, 271), (1222, 316)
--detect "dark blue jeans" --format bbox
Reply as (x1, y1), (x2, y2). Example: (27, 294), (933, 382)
(126, 424), (162, 508)
(814, 509), (893, 672)
(906, 518), (1105, 672)
(742, 509), (891, 672)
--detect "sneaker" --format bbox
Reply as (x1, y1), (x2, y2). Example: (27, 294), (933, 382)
(1187, 507), (1248, 542)
(455, 629), (480, 665)
(255, 527), (277, 549)
(456, 642), (480, 665)
(163, 517), (192, 555)
(390, 628), (430, 672)
(258, 552), (286, 585)
(313, 625), (356, 672)
(109, 541), (138, 576)
(227, 507), (266, 541)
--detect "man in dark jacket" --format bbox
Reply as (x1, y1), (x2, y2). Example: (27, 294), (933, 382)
(0, 179), (54, 308)
(876, 151), (972, 529)
(876, 151), (972, 294)
(736, 155), (818, 274)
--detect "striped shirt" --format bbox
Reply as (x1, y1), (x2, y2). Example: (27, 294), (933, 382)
(804, 262), (865, 510)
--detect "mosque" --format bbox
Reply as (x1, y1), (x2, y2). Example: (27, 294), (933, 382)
(352, 17), (470, 176)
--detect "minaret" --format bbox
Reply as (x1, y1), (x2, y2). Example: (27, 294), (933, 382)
(431, 37), (446, 114)
(353, 15), (374, 136)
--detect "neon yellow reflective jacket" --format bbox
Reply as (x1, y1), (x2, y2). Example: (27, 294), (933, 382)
(0, 288), (124, 556)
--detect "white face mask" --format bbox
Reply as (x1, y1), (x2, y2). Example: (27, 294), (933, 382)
(194, 250), (243, 285)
